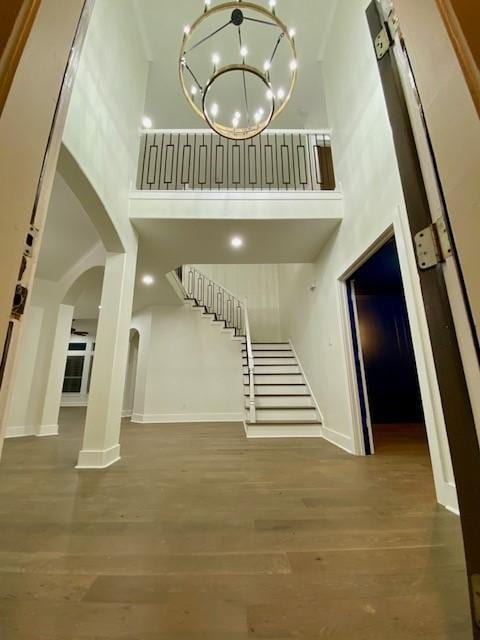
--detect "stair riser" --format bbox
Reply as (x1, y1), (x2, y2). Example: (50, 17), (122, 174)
(243, 357), (296, 366)
(245, 385), (309, 395)
(247, 396), (315, 408)
(244, 374), (304, 385)
(251, 344), (291, 351)
(255, 409), (318, 422)
(245, 424), (323, 438)
(243, 366), (301, 375)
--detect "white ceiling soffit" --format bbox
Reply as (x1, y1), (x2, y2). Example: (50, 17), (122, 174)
(36, 173), (101, 282)
(131, 216), (340, 308)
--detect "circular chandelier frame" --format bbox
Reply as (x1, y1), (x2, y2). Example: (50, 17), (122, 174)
(179, 1), (298, 140)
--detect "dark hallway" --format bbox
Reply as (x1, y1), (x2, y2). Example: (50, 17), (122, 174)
(348, 238), (427, 454)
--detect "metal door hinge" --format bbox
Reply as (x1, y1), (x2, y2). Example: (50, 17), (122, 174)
(375, 24), (392, 60)
(414, 217), (453, 270)
(472, 574), (480, 629)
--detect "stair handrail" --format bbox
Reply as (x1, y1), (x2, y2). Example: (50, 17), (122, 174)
(182, 265), (245, 337)
(243, 299), (256, 424)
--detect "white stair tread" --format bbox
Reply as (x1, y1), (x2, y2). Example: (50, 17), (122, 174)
(251, 343), (291, 351)
(248, 396), (315, 408)
(245, 357), (296, 365)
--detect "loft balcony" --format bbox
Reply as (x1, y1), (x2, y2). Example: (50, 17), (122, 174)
(129, 129), (344, 229)
(136, 129), (337, 192)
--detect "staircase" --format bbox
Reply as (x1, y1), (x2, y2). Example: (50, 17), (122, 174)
(243, 342), (323, 438)
(173, 266), (323, 438)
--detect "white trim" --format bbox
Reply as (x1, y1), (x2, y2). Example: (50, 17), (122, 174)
(336, 278), (366, 456)
(288, 340), (325, 428)
(61, 399), (88, 407)
(244, 422), (323, 438)
(322, 425), (355, 454)
(5, 425), (35, 438)
(37, 424), (59, 437)
(129, 190), (343, 202)
(131, 412), (244, 424)
(76, 445), (121, 469)
(122, 410), (132, 418)
(165, 271), (187, 302)
(5, 424), (59, 438)
(140, 128), (333, 136)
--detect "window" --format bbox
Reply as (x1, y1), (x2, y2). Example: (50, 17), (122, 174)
(62, 355), (85, 393)
(68, 342), (87, 351)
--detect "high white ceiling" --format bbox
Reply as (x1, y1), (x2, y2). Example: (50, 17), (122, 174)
(134, 0), (337, 130)
(36, 173), (101, 282)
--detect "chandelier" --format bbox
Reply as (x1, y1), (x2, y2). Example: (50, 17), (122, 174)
(179, 1), (298, 140)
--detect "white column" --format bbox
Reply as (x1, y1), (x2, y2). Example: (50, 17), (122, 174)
(38, 304), (75, 436)
(77, 247), (137, 469)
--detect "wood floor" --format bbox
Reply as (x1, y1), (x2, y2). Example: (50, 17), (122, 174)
(0, 409), (472, 639)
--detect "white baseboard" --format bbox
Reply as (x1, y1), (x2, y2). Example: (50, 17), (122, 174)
(131, 412), (244, 424)
(322, 425), (355, 454)
(37, 424), (59, 437)
(76, 444), (121, 469)
(5, 425), (35, 438)
(244, 422), (323, 438)
(122, 410), (133, 418)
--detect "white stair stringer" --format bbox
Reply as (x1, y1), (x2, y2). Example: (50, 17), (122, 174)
(243, 342), (323, 439)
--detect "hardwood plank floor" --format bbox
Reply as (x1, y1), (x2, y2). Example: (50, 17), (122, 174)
(0, 409), (471, 639)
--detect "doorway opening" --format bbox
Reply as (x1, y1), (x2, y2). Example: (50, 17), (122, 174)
(347, 236), (428, 458)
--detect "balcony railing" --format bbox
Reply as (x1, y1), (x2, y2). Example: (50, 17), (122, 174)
(137, 129), (335, 192)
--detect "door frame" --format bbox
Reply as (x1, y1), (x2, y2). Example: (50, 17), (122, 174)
(338, 220), (457, 512)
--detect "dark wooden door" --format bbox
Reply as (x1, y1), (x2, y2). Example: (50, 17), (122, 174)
(366, 3), (480, 637)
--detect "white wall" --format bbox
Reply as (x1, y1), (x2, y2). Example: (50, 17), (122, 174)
(4, 279), (67, 436)
(277, 0), (456, 511)
(131, 305), (244, 423)
(62, 0), (148, 249)
(193, 264), (283, 342)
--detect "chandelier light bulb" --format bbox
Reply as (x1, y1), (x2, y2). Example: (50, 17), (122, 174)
(180, 0), (298, 140)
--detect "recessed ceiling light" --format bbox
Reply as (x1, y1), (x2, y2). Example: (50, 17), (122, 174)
(142, 275), (155, 285)
(231, 237), (244, 249)
(142, 116), (153, 129)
